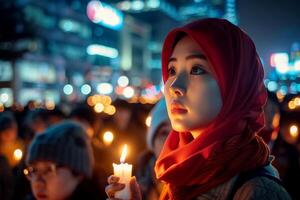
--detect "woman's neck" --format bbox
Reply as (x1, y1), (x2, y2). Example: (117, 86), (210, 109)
(190, 129), (204, 139)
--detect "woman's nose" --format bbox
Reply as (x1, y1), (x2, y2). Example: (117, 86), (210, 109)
(169, 72), (188, 96)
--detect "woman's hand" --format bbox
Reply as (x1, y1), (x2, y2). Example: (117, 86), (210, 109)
(105, 175), (142, 200)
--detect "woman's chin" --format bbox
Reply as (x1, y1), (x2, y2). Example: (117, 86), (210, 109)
(171, 124), (188, 132)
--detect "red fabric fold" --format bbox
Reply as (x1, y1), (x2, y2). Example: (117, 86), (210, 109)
(155, 18), (270, 200)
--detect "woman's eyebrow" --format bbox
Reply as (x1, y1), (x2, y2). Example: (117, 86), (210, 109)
(168, 57), (177, 63)
(168, 53), (207, 63)
(186, 53), (207, 60)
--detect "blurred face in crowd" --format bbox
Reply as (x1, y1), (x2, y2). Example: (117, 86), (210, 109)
(153, 122), (172, 158)
(71, 117), (94, 139)
(263, 100), (280, 130)
(31, 119), (48, 135)
(27, 161), (82, 200)
(0, 123), (17, 144)
(114, 107), (132, 130)
(164, 36), (222, 138)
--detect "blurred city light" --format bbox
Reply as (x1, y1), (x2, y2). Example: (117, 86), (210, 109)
(118, 75), (129, 87)
(0, 103), (4, 112)
(97, 83), (113, 95)
(87, 44), (118, 58)
(63, 84), (73, 95)
(45, 101), (55, 110)
(87, 96), (95, 106)
(104, 105), (116, 115)
(87, 0), (123, 30)
(123, 86), (134, 98)
(103, 131), (114, 146)
(267, 81), (278, 92)
(294, 97), (300, 106)
(146, 0), (160, 9)
(117, 1), (131, 10)
(295, 60), (300, 71)
(270, 53), (289, 67)
(288, 100), (296, 110)
(131, 0), (144, 10)
(276, 91), (285, 102)
(276, 65), (289, 74)
(13, 149), (23, 161)
(289, 125), (299, 139)
(94, 103), (104, 113)
(81, 84), (92, 95)
(102, 95), (112, 105)
(0, 93), (9, 103)
(279, 85), (288, 95)
(146, 116), (151, 127)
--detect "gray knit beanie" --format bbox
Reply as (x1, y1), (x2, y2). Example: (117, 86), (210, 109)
(26, 120), (94, 178)
(146, 98), (170, 150)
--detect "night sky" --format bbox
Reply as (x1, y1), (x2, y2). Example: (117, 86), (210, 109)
(237, 0), (300, 66)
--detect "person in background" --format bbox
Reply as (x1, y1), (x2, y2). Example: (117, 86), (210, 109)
(0, 155), (14, 200)
(69, 103), (110, 193)
(69, 103), (97, 139)
(46, 107), (65, 126)
(25, 120), (106, 200)
(259, 91), (300, 199)
(101, 99), (147, 168)
(0, 111), (24, 168)
(136, 98), (171, 200)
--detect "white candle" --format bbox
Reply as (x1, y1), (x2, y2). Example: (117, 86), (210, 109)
(113, 144), (132, 199)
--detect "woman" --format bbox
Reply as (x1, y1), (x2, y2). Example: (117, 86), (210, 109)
(106, 18), (291, 200)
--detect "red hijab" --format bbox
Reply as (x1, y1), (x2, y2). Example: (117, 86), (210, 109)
(155, 18), (270, 200)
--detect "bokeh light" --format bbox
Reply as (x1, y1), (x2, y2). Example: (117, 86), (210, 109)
(63, 84), (73, 95)
(289, 125), (299, 139)
(94, 103), (104, 113)
(81, 84), (92, 95)
(103, 131), (114, 146)
(13, 149), (23, 161)
(123, 86), (134, 98)
(146, 116), (151, 127)
(97, 83), (113, 95)
(0, 93), (9, 103)
(118, 75), (129, 87)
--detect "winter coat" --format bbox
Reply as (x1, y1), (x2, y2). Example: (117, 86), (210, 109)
(195, 162), (291, 200)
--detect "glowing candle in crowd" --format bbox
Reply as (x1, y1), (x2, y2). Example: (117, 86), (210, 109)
(113, 144), (132, 199)
(103, 131), (114, 146)
(13, 149), (23, 161)
(290, 125), (299, 139)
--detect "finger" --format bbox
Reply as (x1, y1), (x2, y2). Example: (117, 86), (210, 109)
(107, 175), (120, 184)
(105, 183), (125, 198)
(129, 176), (142, 200)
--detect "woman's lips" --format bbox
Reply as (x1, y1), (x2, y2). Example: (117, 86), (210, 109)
(171, 108), (188, 114)
(170, 102), (187, 114)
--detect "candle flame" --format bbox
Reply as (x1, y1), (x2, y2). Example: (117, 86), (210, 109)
(120, 144), (128, 163)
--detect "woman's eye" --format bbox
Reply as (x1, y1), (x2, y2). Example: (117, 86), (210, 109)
(191, 65), (207, 75)
(168, 66), (176, 77)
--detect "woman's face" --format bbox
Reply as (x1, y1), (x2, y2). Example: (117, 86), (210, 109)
(29, 161), (82, 200)
(164, 36), (222, 135)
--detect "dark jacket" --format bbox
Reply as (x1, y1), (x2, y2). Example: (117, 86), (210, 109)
(195, 163), (291, 200)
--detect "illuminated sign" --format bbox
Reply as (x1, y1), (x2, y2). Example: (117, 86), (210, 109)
(87, 44), (119, 58)
(87, 1), (123, 30)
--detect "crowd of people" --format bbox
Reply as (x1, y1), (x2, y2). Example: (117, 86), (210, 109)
(0, 18), (300, 200)
(0, 99), (152, 200)
(0, 92), (299, 200)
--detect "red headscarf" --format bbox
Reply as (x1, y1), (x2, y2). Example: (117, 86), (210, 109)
(155, 18), (270, 200)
